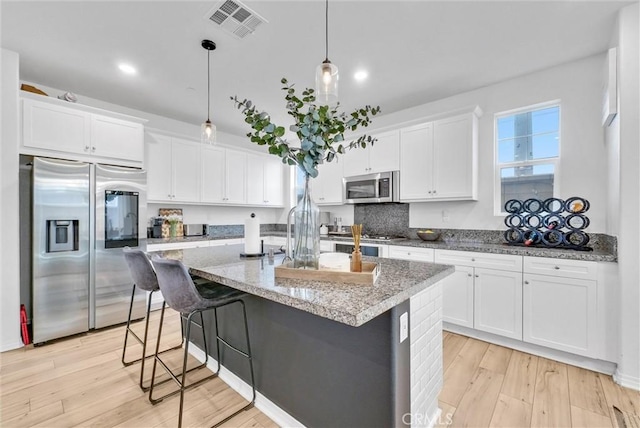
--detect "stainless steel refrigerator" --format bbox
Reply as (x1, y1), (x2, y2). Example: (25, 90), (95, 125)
(27, 156), (147, 343)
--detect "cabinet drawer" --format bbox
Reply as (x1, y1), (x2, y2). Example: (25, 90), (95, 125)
(435, 250), (522, 272)
(389, 246), (434, 262)
(524, 257), (597, 280)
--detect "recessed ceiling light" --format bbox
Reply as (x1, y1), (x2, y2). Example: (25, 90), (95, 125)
(118, 63), (137, 75)
(354, 70), (368, 82)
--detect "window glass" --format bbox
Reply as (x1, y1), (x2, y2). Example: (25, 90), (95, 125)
(496, 104), (559, 212)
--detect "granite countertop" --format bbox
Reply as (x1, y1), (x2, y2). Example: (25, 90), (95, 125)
(148, 234), (616, 262)
(150, 244), (454, 327)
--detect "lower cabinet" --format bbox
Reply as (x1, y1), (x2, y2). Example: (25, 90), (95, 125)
(440, 265), (474, 328)
(436, 250), (523, 339)
(388, 246), (434, 262)
(523, 273), (597, 358)
(474, 268), (523, 340)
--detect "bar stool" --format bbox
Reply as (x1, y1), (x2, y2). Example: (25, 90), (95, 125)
(149, 256), (256, 428)
(121, 247), (183, 391)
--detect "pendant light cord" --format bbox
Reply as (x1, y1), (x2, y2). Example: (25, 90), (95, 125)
(325, 0), (329, 61)
(207, 49), (211, 121)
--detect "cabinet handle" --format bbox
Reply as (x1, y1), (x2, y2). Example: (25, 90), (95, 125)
(168, 194), (171, 198)
(471, 258), (476, 262)
(554, 266), (560, 270)
(433, 190), (437, 194)
(467, 273), (472, 277)
(91, 147), (96, 152)
(84, 145), (90, 152)
(475, 274), (479, 278)
(407, 252), (411, 256)
(524, 280), (529, 284)
(428, 191), (432, 194)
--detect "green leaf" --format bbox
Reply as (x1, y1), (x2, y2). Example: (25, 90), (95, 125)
(275, 126), (285, 137)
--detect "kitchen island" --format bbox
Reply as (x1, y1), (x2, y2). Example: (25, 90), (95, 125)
(153, 244), (454, 427)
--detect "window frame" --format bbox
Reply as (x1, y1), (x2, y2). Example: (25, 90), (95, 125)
(493, 100), (561, 216)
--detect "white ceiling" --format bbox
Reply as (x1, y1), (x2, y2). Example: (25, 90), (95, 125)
(1, 1), (632, 139)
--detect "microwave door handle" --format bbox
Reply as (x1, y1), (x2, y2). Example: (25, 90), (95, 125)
(375, 180), (381, 199)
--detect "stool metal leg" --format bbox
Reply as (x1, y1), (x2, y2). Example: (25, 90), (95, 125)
(122, 288), (184, 391)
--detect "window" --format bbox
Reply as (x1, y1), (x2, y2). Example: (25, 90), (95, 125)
(495, 103), (560, 213)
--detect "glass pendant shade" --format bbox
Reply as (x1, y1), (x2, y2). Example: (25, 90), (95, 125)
(201, 119), (216, 145)
(315, 60), (338, 105)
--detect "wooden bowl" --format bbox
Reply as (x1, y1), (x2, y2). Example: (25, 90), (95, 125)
(417, 231), (440, 241)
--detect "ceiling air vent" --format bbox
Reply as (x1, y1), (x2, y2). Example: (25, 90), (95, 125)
(206, 0), (268, 40)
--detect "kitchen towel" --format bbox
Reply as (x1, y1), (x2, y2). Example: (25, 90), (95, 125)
(244, 213), (261, 255)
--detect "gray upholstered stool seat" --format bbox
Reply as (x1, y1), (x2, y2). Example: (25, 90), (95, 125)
(121, 247), (183, 391)
(149, 256), (256, 428)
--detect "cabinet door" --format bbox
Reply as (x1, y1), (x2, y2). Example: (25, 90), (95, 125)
(523, 273), (597, 357)
(442, 265), (474, 328)
(369, 130), (400, 173)
(90, 115), (143, 162)
(171, 138), (201, 202)
(399, 123), (433, 200)
(246, 154), (264, 205)
(23, 98), (89, 154)
(225, 150), (247, 204)
(474, 268), (523, 340)
(201, 146), (225, 203)
(145, 133), (173, 201)
(342, 145), (369, 177)
(263, 156), (284, 206)
(432, 114), (475, 200)
(314, 160), (344, 205)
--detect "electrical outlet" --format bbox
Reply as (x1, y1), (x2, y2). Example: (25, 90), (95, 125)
(400, 312), (408, 343)
(442, 210), (450, 222)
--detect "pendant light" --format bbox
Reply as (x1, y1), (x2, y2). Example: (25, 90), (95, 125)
(201, 39), (217, 145)
(315, 0), (338, 104)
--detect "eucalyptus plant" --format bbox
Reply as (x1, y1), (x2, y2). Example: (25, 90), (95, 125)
(231, 78), (381, 177)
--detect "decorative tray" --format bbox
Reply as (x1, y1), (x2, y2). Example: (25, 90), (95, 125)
(274, 262), (381, 285)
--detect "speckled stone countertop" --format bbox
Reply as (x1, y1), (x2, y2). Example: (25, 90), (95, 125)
(148, 233), (616, 262)
(150, 244), (454, 327)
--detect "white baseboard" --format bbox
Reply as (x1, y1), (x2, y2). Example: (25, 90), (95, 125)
(187, 342), (306, 428)
(614, 368), (640, 391)
(444, 323), (618, 376)
(1, 340), (23, 352)
(427, 408), (443, 428)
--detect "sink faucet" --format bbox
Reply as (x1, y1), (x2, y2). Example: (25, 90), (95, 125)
(283, 206), (295, 264)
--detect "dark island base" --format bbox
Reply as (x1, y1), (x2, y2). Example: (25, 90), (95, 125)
(190, 294), (411, 428)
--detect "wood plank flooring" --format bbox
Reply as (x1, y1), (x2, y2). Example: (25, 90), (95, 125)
(0, 309), (277, 428)
(440, 331), (640, 428)
(2, 314), (639, 427)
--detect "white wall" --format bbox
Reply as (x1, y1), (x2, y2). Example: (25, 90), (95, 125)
(353, 54), (608, 232)
(610, 3), (640, 390)
(1, 49), (22, 351)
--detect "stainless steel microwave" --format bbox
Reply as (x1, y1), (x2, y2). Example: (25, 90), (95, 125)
(343, 171), (400, 204)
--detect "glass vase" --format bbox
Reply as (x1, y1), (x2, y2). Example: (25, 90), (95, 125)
(294, 173), (320, 269)
(169, 223), (177, 238)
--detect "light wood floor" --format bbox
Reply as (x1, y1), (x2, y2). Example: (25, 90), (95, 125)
(0, 309), (277, 427)
(438, 331), (640, 428)
(2, 314), (639, 428)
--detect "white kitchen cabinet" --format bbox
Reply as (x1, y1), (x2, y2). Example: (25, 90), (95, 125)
(146, 133), (200, 202)
(474, 268), (523, 340)
(523, 258), (598, 358)
(436, 249), (522, 337)
(342, 130), (400, 177)
(90, 114), (144, 162)
(23, 97), (89, 154)
(388, 245), (434, 262)
(400, 109), (479, 201)
(311, 159), (344, 205)
(22, 95), (145, 165)
(201, 147), (246, 205)
(247, 154), (284, 207)
(440, 265), (475, 328)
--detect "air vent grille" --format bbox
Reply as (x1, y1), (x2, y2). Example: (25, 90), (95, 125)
(206, 0), (267, 40)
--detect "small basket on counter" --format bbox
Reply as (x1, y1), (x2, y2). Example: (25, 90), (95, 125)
(417, 230), (441, 241)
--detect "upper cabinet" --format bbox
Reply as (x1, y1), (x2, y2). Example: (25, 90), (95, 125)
(311, 159), (344, 205)
(21, 93), (145, 166)
(146, 133), (200, 202)
(400, 108), (480, 202)
(342, 130), (400, 177)
(247, 154), (284, 207)
(146, 131), (283, 207)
